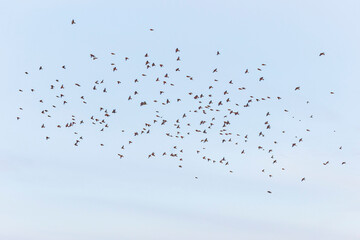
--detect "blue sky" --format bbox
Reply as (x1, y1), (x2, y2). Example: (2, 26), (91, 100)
(1, 0), (360, 239)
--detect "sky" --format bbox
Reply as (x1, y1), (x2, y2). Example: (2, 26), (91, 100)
(1, 0), (360, 239)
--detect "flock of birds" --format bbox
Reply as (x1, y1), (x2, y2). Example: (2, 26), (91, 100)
(16, 19), (344, 194)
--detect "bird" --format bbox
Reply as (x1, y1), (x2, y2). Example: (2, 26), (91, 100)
(319, 52), (325, 56)
(71, 19), (76, 24)
(17, 39), (344, 195)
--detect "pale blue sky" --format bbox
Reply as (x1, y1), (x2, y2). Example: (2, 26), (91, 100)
(1, 0), (360, 239)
